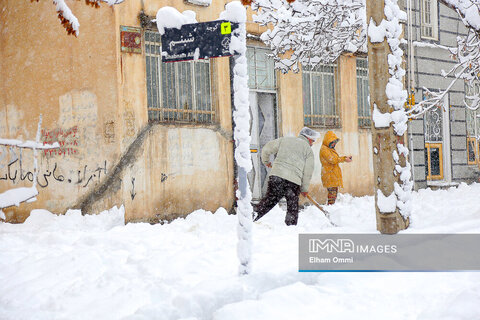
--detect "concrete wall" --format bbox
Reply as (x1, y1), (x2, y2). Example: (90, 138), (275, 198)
(308, 55), (374, 202)
(0, 0), (120, 222)
(114, 0), (235, 223)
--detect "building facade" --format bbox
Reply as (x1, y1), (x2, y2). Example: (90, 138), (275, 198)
(1, 0), (378, 223)
(402, 0), (480, 189)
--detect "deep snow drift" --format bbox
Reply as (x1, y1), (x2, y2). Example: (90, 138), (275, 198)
(1, 183), (480, 319)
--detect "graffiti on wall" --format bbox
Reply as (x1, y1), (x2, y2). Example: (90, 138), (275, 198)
(41, 126), (80, 156)
(104, 121), (115, 144)
(0, 145), (107, 188)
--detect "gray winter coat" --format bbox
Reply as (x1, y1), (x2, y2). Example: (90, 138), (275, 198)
(261, 135), (315, 192)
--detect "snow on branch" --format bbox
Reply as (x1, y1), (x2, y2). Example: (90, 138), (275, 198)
(252, 0), (366, 73)
(31, 0), (124, 36)
(441, 0), (480, 30)
(408, 27), (480, 117)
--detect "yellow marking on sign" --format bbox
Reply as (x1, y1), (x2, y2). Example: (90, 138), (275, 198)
(250, 149), (258, 153)
(221, 22), (232, 35)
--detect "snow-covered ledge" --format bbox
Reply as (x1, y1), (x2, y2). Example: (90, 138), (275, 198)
(185, 0), (211, 7)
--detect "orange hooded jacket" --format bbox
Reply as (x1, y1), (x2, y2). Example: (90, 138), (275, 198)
(320, 131), (347, 188)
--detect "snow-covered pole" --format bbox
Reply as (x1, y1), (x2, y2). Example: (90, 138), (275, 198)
(367, 0), (412, 234)
(221, 1), (253, 275)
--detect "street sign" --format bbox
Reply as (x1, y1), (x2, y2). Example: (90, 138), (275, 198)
(161, 20), (238, 63)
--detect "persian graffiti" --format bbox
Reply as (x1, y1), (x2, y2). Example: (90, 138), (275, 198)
(0, 146), (106, 188)
(41, 126), (80, 156)
(104, 121), (115, 144)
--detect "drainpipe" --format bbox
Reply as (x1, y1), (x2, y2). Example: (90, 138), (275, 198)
(407, 0), (416, 188)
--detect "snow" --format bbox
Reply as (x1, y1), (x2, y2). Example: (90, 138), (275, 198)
(372, 103), (391, 127)
(443, 0), (480, 30)
(1, 185), (480, 318)
(155, 7), (197, 35)
(53, 0), (80, 36)
(376, 189), (397, 213)
(0, 139), (59, 150)
(0, 186), (38, 209)
(221, 1), (253, 275)
(185, 0), (212, 6)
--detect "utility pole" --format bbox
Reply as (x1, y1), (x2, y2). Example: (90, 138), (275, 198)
(366, 0), (410, 234)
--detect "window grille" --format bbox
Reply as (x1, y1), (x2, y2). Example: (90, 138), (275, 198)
(302, 63), (339, 127)
(424, 106), (443, 142)
(465, 82), (480, 164)
(145, 30), (215, 123)
(356, 58), (370, 128)
(247, 47), (276, 90)
(421, 0), (438, 40)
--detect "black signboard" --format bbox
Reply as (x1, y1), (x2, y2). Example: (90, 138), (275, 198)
(161, 20), (239, 62)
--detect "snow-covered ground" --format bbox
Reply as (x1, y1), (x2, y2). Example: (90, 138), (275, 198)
(1, 183), (480, 319)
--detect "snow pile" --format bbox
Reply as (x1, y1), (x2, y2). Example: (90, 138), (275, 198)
(21, 206), (125, 232)
(155, 7), (197, 35)
(0, 187), (38, 210)
(1, 185), (480, 318)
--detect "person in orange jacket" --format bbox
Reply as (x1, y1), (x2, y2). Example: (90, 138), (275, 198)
(320, 131), (352, 205)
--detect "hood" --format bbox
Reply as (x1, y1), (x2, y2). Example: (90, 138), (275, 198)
(322, 131), (339, 147)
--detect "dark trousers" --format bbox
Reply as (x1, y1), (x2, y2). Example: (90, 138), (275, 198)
(254, 175), (301, 225)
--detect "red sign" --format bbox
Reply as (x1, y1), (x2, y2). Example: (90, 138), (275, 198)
(121, 26), (142, 54)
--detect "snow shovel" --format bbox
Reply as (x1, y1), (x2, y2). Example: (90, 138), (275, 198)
(303, 193), (336, 226)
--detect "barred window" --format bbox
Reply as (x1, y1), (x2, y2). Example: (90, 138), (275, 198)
(145, 30), (214, 123)
(466, 82), (480, 137)
(465, 82), (480, 164)
(356, 58), (370, 128)
(421, 0), (438, 40)
(302, 63), (338, 127)
(247, 47), (276, 90)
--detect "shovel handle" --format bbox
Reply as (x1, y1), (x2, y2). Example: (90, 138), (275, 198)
(304, 193), (326, 213)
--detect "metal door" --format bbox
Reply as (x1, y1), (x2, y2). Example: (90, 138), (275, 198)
(248, 92), (277, 201)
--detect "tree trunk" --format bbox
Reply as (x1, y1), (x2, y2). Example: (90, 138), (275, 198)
(366, 0), (410, 234)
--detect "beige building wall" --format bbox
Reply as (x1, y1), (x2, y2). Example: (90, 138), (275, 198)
(0, 0), (120, 222)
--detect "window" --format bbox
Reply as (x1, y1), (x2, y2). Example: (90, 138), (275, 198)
(302, 63), (338, 127)
(424, 105), (444, 180)
(421, 0), (438, 40)
(425, 143), (443, 180)
(356, 57), (370, 128)
(247, 47), (276, 90)
(145, 30), (215, 123)
(465, 82), (480, 164)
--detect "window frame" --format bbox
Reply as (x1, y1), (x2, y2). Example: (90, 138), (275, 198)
(425, 142), (444, 180)
(247, 46), (277, 92)
(144, 29), (216, 124)
(421, 0), (439, 40)
(465, 81), (480, 164)
(356, 57), (371, 128)
(467, 137), (478, 165)
(302, 62), (340, 128)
